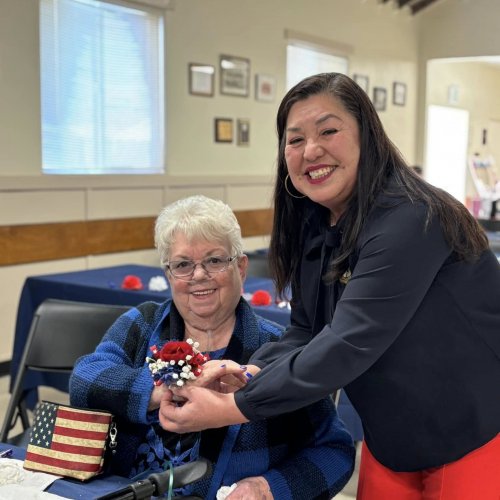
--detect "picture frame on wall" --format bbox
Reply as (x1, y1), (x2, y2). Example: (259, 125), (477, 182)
(373, 87), (387, 112)
(255, 74), (276, 102)
(353, 74), (369, 94)
(237, 119), (250, 146)
(214, 118), (234, 143)
(220, 55), (250, 97)
(188, 63), (215, 97)
(393, 81), (407, 106)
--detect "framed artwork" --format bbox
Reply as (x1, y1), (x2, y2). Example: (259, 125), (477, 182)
(188, 63), (215, 97)
(255, 74), (276, 102)
(237, 119), (250, 146)
(373, 87), (387, 112)
(220, 55), (250, 97)
(393, 81), (407, 106)
(214, 118), (233, 143)
(353, 74), (369, 94)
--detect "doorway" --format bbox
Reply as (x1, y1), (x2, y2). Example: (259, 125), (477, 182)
(425, 105), (469, 203)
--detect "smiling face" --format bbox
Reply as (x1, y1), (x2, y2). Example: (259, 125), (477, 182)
(167, 233), (248, 332)
(284, 93), (361, 222)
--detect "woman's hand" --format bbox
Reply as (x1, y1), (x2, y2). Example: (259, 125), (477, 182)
(190, 360), (261, 394)
(225, 477), (273, 500)
(147, 383), (170, 412)
(158, 385), (248, 433)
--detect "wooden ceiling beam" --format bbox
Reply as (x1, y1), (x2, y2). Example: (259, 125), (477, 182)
(410, 0), (439, 14)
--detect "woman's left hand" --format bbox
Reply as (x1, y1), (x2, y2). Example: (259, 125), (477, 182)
(225, 477), (273, 500)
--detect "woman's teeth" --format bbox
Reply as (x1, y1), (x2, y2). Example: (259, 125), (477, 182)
(193, 290), (215, 296)
(308, 166), (334, 179)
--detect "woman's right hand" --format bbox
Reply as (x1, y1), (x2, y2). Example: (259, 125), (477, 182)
(190, 360), (261, 393)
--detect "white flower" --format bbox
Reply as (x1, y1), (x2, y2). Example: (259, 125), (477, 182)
(148, 276), (168, 292)
(176, 380), (184, 386)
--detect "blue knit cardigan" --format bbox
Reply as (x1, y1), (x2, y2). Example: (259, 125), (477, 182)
(69, 299), (354, 499)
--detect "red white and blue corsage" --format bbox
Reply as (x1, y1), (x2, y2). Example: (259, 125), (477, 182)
(147, 339), (210, 387)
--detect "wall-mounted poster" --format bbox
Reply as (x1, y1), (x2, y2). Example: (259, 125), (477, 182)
(237, 119), (250, 146)
(214, 118), (233, 143)
(373, 87), (387, 112)
(255, 74), (276, 102)
(220, 55), (250, 97)
(188, 63), (215, 97)
(393, 81), (407, 106)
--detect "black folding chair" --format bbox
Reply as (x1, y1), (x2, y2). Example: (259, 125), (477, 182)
(0, 298), (131, 445)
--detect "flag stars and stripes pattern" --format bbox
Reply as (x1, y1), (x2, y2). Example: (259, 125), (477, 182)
(24, 402), (113, 481)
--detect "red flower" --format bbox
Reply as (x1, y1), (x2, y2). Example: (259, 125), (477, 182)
(251, 290), (272, 306)
(121, 275), (144, 290)
(158, 341), (194, 362)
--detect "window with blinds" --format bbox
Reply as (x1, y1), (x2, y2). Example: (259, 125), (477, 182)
(286, 39), (349, 90)
(40, 0), (165, 174)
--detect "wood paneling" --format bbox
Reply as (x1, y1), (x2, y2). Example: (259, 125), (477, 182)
(0, 209), (273, 266)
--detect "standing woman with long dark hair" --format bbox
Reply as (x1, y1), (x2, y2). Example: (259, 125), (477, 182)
(160, 73), (500, 500)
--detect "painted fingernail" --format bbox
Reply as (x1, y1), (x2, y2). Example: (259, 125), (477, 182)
(239, 365), (247, 370)
(220, 364), (226, 368)
(245, 372), (253, 379)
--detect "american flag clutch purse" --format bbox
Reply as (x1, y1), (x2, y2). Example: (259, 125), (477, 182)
(24, 401), (117, 481)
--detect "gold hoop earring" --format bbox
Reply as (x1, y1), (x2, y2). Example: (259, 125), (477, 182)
(285, 174), (306, 199)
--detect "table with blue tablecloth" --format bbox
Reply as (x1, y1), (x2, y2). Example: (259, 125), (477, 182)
(11, 264), (363, 441)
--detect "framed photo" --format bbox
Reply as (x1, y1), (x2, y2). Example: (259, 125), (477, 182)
(255, 74), (276, 102)
(188, 63), (215, 97)
(373, 87), (387, 112)
(214, 118), (233, 143)
(393, 81), (407, 106)
(237, 119), (250, 146)
(220, 55), (250, 97)
(353, 74), (369, 94)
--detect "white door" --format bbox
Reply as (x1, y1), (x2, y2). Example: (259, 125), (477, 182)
(425, 105), (469, 203)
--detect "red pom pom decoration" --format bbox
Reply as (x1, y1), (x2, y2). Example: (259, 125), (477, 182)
(250, 289), (272, 306)
(121, 275), (144, 290)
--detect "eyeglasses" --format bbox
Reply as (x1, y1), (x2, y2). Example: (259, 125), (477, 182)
(166, 255), (237, 281)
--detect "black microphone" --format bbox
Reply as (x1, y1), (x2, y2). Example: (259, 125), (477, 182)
(95, 458), (212, 500)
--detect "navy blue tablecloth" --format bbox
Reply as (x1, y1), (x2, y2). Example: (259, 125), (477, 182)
(11, 264), (363, 441)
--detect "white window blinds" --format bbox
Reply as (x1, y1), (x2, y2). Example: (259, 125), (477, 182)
(40, 0), (165, 174)
(287, 44), (349, 90)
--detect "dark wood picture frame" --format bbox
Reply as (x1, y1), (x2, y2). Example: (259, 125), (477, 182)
(214, 118), (234, 143)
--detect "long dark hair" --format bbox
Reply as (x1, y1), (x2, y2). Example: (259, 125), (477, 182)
(269, 73), (488, 297)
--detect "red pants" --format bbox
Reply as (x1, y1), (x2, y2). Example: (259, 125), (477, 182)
(357, 434), (500, 500)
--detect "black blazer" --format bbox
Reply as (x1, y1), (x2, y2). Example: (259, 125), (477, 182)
(237, 195), (500, 471)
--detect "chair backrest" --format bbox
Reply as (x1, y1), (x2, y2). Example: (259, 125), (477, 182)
(0, 298), (131, 443)
(25, 299), (131, 370)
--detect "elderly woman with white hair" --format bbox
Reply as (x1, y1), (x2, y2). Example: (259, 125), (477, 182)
(70, 195), (355, 500)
